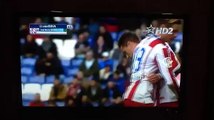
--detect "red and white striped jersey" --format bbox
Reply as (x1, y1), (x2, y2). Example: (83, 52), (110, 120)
(123, 34), (180, 106)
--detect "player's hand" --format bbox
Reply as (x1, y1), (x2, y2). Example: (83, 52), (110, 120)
(147, 73), (162, 83)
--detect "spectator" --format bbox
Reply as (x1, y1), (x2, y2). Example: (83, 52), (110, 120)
(35, 52), (64, 76)
(140, 23), (148, 39)
(93, 35), (109, 58)
(116, 56), (131, 78)
(29, 93), (45, 107)
(110, 42), (123, 71)
(135, 28), (141, 39)
(76, 71), (90, 90)
(169, 20), (183, 54)
(99, 65), (112, 83)
(75, 71), (84, 81)
(94, 25), (114, 50)
(71, 17), (81, 31)
(79, 50), (99, 79)
(84, 79), (103, 107)
(38, 36), (58, 58)
(108, 70), (126, 94)
(49, 78), (67, 102)
(75, 29), (91, 58)
(65, 78), (84, 107)
(21, 34), (39, 58)
(99, 51), (114, 70)
(81, 94), (93, 107)
(101, 80), (123, 107)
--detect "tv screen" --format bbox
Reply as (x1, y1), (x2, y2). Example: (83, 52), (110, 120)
(19, 14), (184, 108)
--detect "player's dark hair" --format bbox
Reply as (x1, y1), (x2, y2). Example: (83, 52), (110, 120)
(118, 32), (140, 48)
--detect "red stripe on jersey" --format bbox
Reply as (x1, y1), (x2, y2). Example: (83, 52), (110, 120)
(169, 51), (179, 71)
(154, 56), (161, 106)
(149, 39), (164, 48)
(127, 80), (140, 100)
(162, 48), (179, 92)
(169, 72), (179, 92)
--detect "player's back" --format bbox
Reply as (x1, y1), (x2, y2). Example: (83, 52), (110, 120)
(130, 34), (164, 82)
(123, 34), (163, 105)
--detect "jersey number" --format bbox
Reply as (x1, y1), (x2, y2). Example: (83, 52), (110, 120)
(132, 48), (145, 72)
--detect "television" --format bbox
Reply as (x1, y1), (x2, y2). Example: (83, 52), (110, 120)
(16, 12), (186, 119)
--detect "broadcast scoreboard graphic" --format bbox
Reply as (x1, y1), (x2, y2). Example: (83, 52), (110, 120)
(29, 24), (73, 35)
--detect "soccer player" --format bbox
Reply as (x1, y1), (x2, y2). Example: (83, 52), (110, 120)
(118, 32), (180, 107)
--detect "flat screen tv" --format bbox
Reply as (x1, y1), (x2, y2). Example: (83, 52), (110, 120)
(16, 12), (186, 119)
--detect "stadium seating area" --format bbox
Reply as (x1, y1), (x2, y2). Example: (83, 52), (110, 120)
(21, 31), (123, 106)
(21, 56), (91, 106)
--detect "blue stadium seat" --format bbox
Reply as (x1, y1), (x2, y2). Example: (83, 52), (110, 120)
(29, 76), (45, 84)
(56, 101), (65, 107)
(22, 100), (31, 106)
(63, 76), (74, 84)
(59, 74), (65, 81)
(117, 31), (124, 41)
(21, 57), (37, 67)
(110, 32), (118, 41)
(21, 76), (28, 83)
(66, 68), (79, 76)
(71, 58), (83, 67)
(87, 37), (95, 48)
(22, 93), (35, 101)
(46, 75), (55, 83)
(98, 59), (114, 70)
(61, 59), (71, 68)
(21, 67), (34, 76)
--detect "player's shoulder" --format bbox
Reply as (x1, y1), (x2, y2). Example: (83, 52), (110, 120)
(149, 39), (167, 52)
(147, 36), (165, 48)
(139, 34), (166, 49)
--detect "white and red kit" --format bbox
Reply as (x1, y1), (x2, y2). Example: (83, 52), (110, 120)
(123, 34), (180, 107)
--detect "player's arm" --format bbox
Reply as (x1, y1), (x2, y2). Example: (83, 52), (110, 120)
(154, 45), (181, 94)
(147, 68), (180, 84)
